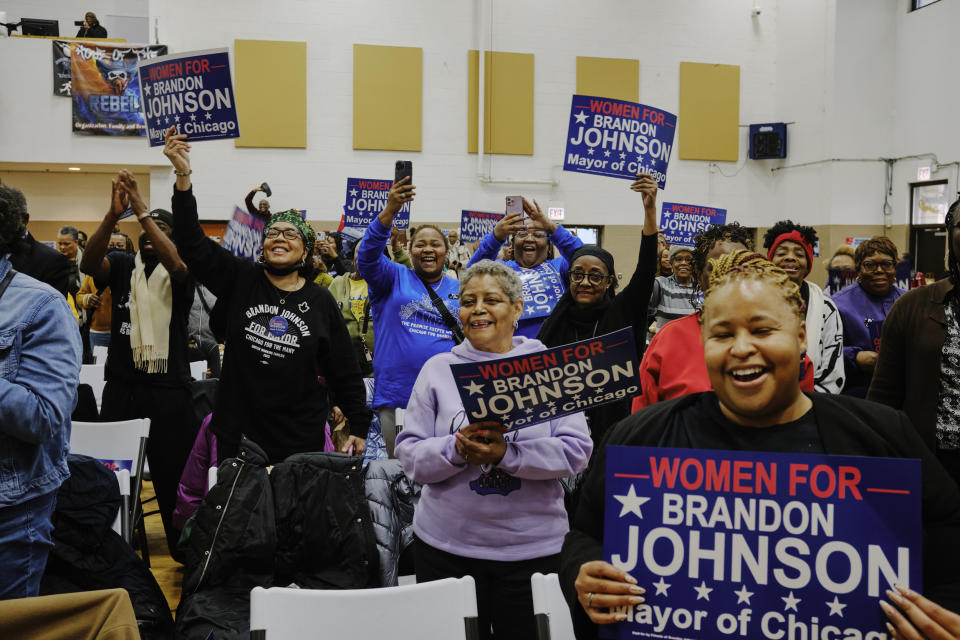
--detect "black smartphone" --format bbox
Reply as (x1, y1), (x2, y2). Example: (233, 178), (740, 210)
(395, 160), (413, 186)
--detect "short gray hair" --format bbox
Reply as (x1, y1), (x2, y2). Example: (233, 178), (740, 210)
(459, 259), (523, 303)
(58, 226), (79, 241)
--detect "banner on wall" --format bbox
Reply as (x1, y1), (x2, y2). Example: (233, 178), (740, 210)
(602, 445), (921, 640)
(660, 202), (727, 247)
(138, 48), (240, 147)
(450, 328), (639, 431)
(460, 210), (503, 243)
(221, 207), (266, 262)
(53, 40), (168, 98)
(69, 41), (168, 135)
(563, 94), (676, 189)
(342, 178), (410, 230)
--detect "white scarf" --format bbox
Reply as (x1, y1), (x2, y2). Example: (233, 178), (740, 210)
(805, 280), (826, 371)
(128, 252), (173, 373)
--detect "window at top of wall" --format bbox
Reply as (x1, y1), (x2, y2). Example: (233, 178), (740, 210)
(912, 0), (942, 11)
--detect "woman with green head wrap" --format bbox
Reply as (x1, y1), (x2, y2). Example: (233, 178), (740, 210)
(162, 126), (371, 463)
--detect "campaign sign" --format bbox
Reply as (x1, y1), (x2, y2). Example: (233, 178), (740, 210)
(343, 178), (411, 230)
(221, 207), (265, 262)
(460, 210), (503, 243)
(138, 48), (240, 147)
(450, 327), (638, 431)
(564, 94), (676, 189)
(98, 459), (133, 472)
(603, 446), (921, 640)
(660, 202), (727, 247)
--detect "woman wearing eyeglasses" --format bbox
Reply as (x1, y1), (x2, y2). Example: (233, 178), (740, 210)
(162, 127), (370, 463)
(832, 236), (905, 397)
(536, 174), (659, 443)
(466, 197), (584, 338)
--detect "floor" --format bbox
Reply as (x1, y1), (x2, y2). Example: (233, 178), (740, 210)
(141, 480), (183, 616)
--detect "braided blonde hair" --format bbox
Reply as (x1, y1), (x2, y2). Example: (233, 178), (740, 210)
(702, 250), (805, 320)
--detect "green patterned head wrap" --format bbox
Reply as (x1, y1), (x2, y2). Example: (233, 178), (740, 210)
(265, 209), (315, 257)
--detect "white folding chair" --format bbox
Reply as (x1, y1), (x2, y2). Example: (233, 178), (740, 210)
(92, 345), (108, 364)
(69, 419), (150, 546)
(531, 572), (576, 640)
(78, 364), (106, 409)
(207, 466), (217, 490)
(189, 360), (206, 380)
(249, 576), (479, 640)
(112, 468), (130, 540)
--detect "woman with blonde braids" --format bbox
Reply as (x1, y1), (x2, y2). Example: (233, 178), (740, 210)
(632, 241), (815, 412)
(560, 251), (960, 639)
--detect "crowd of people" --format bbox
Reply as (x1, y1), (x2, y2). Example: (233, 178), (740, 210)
(1, 123), (959, 639)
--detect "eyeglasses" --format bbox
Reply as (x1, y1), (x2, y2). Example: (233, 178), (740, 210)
(515, 230), (547, 239)
(672, 256), (693, 264)
(570, 270), (608, 285)
(265, 228), (302, 241)
(860, 260), (895, 273)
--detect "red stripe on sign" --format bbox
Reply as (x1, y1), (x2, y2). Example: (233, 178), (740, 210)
(606, 340), (629, 349)
(614, 474), (650, 479)
(458, 374), (482, 378)
(866, 488), (911, 495)
(210, 65), (226, 69)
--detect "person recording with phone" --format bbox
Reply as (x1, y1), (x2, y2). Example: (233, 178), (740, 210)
(468, 197), (583, 339)
(355, 163), (461, 458)
(75, 12), (107, 38)
(244, 183), (272, 221)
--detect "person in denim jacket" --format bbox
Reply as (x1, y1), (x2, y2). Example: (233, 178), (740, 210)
(0, 185), (82, 599)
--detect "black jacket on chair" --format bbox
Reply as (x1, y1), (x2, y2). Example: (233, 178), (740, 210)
(9, 231), (72, 297)
(560, 392), (960, 640)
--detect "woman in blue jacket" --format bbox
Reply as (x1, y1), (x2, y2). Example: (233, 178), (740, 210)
(0, 184), (82, 599)
(356, 177), (461, 456)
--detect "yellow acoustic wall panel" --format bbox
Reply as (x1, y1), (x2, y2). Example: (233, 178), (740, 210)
(678, 62), (740, 162)
(575, 56), (639, 103)
(353, 44), (422, 151)
(234, 39), (307, 148)
(467, 50), (534, 155)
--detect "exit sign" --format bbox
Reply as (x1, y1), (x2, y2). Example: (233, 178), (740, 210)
(918, 166), (931, 181)
(548, 207), (565, 221)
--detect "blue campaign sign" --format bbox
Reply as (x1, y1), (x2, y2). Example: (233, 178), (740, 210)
(138, 47), (240, 147)
(602, 446), (921, 640)
(450, 327), (638, 431)
(343, 177), (410, 230)
(221, 207), (265, 262)
(460, 210), (503, 243)
(564, 94), (676, 189)
(660, 202), (727, 247)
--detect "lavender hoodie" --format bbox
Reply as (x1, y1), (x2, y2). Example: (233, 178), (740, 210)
(396, 336), (592, 561)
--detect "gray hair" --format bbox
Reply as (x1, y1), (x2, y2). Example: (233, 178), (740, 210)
(58, 226), (79, 241)
(459, 259), (523, 303)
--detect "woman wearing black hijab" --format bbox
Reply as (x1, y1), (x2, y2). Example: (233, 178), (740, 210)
(537, 174), (659, 443)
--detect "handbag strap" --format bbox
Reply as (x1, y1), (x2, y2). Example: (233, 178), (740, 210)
(0, 268), (16, 302)
(419, 276), (464, 344)
(361, 297), (371, 335)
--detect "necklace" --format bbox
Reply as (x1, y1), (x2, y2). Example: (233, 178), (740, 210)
(272, 277), (302, 306)
(574, 320), (600, 341)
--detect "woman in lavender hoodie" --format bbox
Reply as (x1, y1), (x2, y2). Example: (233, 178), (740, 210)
(396, 260), (592, 640)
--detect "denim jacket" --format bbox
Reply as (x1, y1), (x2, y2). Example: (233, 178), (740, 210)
(0, 256), (81, 507)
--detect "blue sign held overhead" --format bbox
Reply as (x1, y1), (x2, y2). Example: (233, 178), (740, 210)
(460, 210), (503, 243)
(343, 177), (410, 230)
(660, 202), (727, 247)
(221, 207), (265, 262)
(138, 48), (240, 147)
(602, 446), (921, 640)
(563, 94), (676, 189)
(450, 328), (639, 431)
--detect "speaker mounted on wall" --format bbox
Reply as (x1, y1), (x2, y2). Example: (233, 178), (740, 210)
(748, 122), (787, 159)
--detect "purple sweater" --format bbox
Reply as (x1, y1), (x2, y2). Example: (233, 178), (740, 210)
(832, 282), (904, 398)
(396, 336), (592, 561)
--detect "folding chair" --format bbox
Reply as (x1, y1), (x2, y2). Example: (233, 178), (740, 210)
(78, 364), (106, 409)
(249, 576), (480, 640)
(92, 345), (108, 364)
(112, 468), (130, 541)
(531, 572), (576, 640)
(69, 419), (150, 551)
(189, 360), (206, 380)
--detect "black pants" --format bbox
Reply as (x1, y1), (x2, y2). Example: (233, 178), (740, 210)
(101, 380), (199, 558)
(415, 537), (559, 640)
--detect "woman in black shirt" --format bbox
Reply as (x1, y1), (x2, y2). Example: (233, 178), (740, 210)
(162, 127), (370, 463)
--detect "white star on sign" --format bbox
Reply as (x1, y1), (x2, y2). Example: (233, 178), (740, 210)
(574, 110), (588, 124)
(164, 116), (169, 124)
(604, 150), (610, 157)
(463, 380), (484, 396)
(546, 401), (556, 408)
(499, 414), (510, 422)
(826, 596), (846, 617)
(190, 113), (197, 122)
(652, 578), (670, 596)
(174, 115), (180, 123)
(205, 112), (212, 120)
(587, 148), (594, 155)
(613, 484), (651, 519)
(143, 84), (151, 96)
(694, 581), (712, 601)
(734, 585), (754, 605)
(636, 154), (643, 162)
(524, 407), (534, 414)
(782, 591), (801, 612)
(619, 152), (626, 160)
